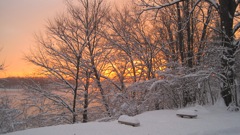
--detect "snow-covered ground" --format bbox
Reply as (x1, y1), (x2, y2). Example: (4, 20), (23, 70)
(3, 104), (240, 135)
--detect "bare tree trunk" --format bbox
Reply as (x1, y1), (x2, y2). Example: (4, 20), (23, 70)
(91, 61), (111, 117)
(184, 0), (193, 68)
(208, 79), (215, 105)
(72, 56), (81, 123)
(130, 58), (137, 82)
(83, 70), (90, 123)
(165, 18), (177, 64)
(197, 5), (213, 65)
(176, 3), (185, 65)
(219, 0), (238, 106)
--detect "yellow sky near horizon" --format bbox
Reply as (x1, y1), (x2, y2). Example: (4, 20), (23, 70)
(0, 0), (125, 78)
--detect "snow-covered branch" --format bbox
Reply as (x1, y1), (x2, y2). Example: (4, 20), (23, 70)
(140, 0), (219, 12)
(140, 0), (184, 11)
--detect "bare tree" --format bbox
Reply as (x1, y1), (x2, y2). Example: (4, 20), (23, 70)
(139, 0), (240, 107)
(67, 0), (111, 117)
(106, 5), (164, 81)
(26, 0), (112, 123)
(105, 7), (140, 83)
(26, 2), (90, 123)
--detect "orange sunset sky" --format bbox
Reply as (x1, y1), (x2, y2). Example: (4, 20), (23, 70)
(0, 0), (124, 78)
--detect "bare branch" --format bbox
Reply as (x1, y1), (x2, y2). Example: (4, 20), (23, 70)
(141, 0), (184, 11)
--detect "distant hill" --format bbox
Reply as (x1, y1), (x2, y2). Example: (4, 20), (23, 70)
(0, 77), (50, 89)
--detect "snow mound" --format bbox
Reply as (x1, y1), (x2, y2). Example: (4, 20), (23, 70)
(190, 105), (210, 114)
(214, 98), (227, 108)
